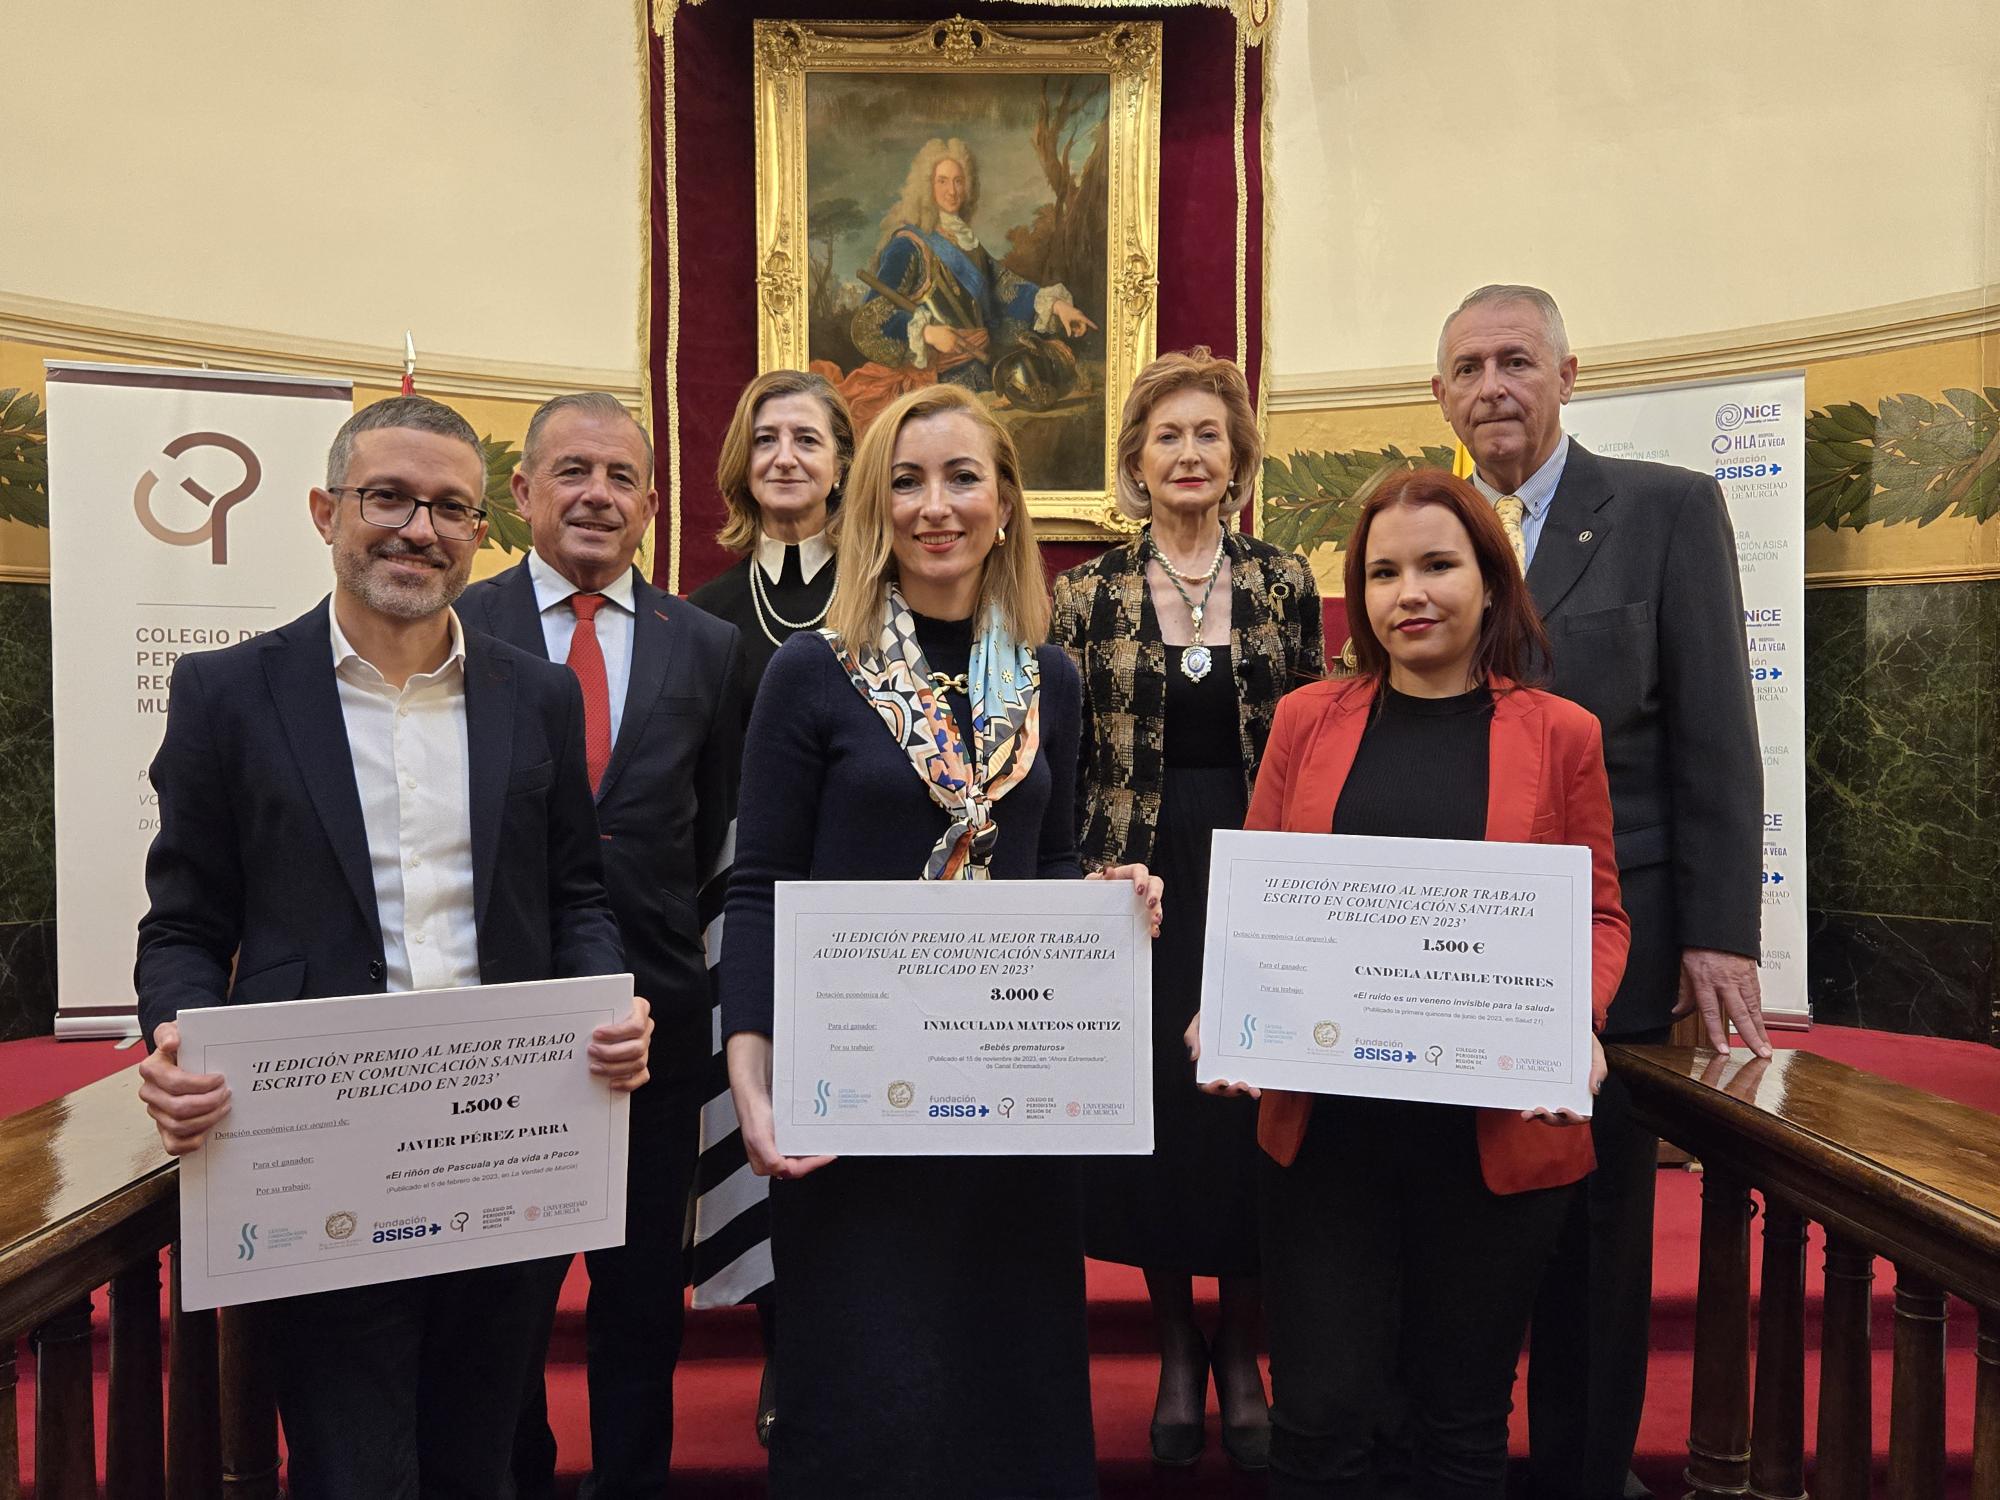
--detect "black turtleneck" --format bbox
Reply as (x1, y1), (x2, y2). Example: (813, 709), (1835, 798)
(912, 609), (975, 748)
(1331, 682), (1493, 841)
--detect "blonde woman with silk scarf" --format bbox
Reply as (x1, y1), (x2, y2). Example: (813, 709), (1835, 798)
(721, 384), (1161, 1497)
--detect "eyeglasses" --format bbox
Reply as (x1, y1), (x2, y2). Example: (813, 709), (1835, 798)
(327, 486), (488, 541)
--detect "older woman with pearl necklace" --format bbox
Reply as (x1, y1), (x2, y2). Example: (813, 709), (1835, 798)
(1052, 346), (1324, 1471)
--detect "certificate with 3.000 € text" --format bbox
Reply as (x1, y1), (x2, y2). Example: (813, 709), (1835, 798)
(174, 974), (632, 1310)
(773, 880), (1152, 1156)
(1197, 830), (1594, 1116)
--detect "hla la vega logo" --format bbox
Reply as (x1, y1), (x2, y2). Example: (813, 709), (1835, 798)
(237, 1222), (259, 1261)
(134, 432), (263, 564)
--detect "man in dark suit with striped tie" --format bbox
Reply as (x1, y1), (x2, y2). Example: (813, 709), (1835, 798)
(459, 392), (746, 1499)
(1433, 285), (1769, 1500)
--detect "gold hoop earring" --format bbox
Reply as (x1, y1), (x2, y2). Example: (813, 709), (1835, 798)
(996, 525), (1007, 544)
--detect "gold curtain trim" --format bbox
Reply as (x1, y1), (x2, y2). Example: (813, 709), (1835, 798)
(633, 0), (660, 582)
(643, 0), (1274, 585)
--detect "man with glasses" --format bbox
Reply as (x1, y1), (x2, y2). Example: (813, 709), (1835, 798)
(458, 392), (746, 1500)
(135, 394), (653, 1499)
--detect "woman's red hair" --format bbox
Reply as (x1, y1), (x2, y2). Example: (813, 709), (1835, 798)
(1341, 468), (1550, 686)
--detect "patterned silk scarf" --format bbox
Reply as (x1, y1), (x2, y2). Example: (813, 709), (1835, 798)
(823, 587), (1042, 879)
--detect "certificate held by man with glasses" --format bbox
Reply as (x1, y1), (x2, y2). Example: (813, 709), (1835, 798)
(772, 879), (1152, 1155)
(174, 975), (632, 1310)
(1196, 829), (1595, 1116)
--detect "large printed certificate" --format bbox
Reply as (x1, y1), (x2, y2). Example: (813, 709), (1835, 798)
(1197, 831), (1593, 1115)
(175, 974), (632, 1310)
(773, 880), (1152, 1155)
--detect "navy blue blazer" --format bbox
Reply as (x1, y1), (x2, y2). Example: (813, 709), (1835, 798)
(135, 597), (623, 1042)
(457, 562), (746, 1082)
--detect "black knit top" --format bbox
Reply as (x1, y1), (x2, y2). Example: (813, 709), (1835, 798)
(1331, 682), (1494, 842)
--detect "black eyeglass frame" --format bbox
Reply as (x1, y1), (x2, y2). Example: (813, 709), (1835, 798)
(326, 486), (489, 539)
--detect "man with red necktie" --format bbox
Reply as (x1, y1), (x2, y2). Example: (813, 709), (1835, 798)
(459, 392), (746, 1499)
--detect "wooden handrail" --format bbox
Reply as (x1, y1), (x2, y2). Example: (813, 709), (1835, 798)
(1609, 1043), (2000, 1500)
(0, 1069), (176, 1343)
(0, 1067), (277, 1499)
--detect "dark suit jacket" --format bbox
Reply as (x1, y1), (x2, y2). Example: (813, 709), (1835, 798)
(1528, 441), (1761, 1032)
(458, 561), (746, 1082)
(1050, 528), (1325, 870)
(1248, 675), (1630, 1194)
(135, 598), (622, 1042)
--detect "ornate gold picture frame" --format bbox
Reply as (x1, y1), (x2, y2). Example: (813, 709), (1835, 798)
(752, 15), (1161, 540)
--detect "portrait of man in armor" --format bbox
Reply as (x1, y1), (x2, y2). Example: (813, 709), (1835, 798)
(803, 73), (1111, 493)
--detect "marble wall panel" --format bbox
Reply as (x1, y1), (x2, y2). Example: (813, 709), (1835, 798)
(1807, 910), (1994, 1042)
(0, 919), (54, 1040)
(0, 586), (53, 926)
(0, 587), (54, 1038)
(1804, 579), (2000, 1042)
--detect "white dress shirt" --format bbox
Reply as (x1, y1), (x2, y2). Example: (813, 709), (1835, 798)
(1471, 435), (1570, 569)
(330, 606), (480, 994)
(528, 549), (637, 745)
(754, 529), (834, 585)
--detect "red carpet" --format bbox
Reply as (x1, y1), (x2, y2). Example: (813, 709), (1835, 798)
(7, 1027), (1994, 1496)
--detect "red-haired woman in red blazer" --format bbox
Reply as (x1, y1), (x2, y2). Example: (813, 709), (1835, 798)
(1194, 468), (1629, 1499)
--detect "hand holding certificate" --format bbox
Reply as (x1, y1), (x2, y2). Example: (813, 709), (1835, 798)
(166, 975), (635, 1310)
(1196, 830), (1596, 1117)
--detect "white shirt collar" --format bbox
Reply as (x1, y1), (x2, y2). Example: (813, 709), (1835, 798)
(328, 598), (466, 684)
(1471, 434), (1570, 520)
(755, 528), (834, 585)
(527, 548), (637, 615)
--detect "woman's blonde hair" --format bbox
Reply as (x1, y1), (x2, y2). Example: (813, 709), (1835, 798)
(1112, 346), (1262, 521)
(713, 369), (855, 555)
(876, 137), (980, 250)
(826, 384), (1048, 648)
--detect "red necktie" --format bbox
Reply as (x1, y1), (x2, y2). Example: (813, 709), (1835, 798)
(566, 593), (612, 793)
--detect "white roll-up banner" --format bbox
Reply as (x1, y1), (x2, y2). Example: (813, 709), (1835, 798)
(46, 363), (352, 1038)
(1562, 372), (1808, 1026)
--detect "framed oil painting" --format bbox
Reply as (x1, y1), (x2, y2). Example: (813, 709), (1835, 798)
(752, 15), (1162, 540)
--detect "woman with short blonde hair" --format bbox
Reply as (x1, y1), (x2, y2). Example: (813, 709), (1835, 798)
(1111, 345), (1264, 520)
(721, 381), (1160, 1496)
(1053, 345), (1321, 1472)
(687, 367), (855, 1447)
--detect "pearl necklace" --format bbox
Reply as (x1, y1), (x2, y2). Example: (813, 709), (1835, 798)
(747, 552), (831, 648)
(1149, 531), (1227, 682)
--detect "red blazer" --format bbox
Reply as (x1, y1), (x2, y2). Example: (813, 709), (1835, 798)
(1249, 676), (1630, 1195)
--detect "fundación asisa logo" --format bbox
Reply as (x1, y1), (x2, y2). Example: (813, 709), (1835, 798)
(134, 431), (263, 565)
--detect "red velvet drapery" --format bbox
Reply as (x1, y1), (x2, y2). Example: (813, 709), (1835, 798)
(647, 2), (1266, 594)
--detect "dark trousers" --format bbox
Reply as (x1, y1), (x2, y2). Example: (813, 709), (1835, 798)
(512, 1074), (703, 1500)
(1261, 1098), (1573, 1500)
(1527, 1023), (1671, 1499)
(256, 1261), (548, 1500)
